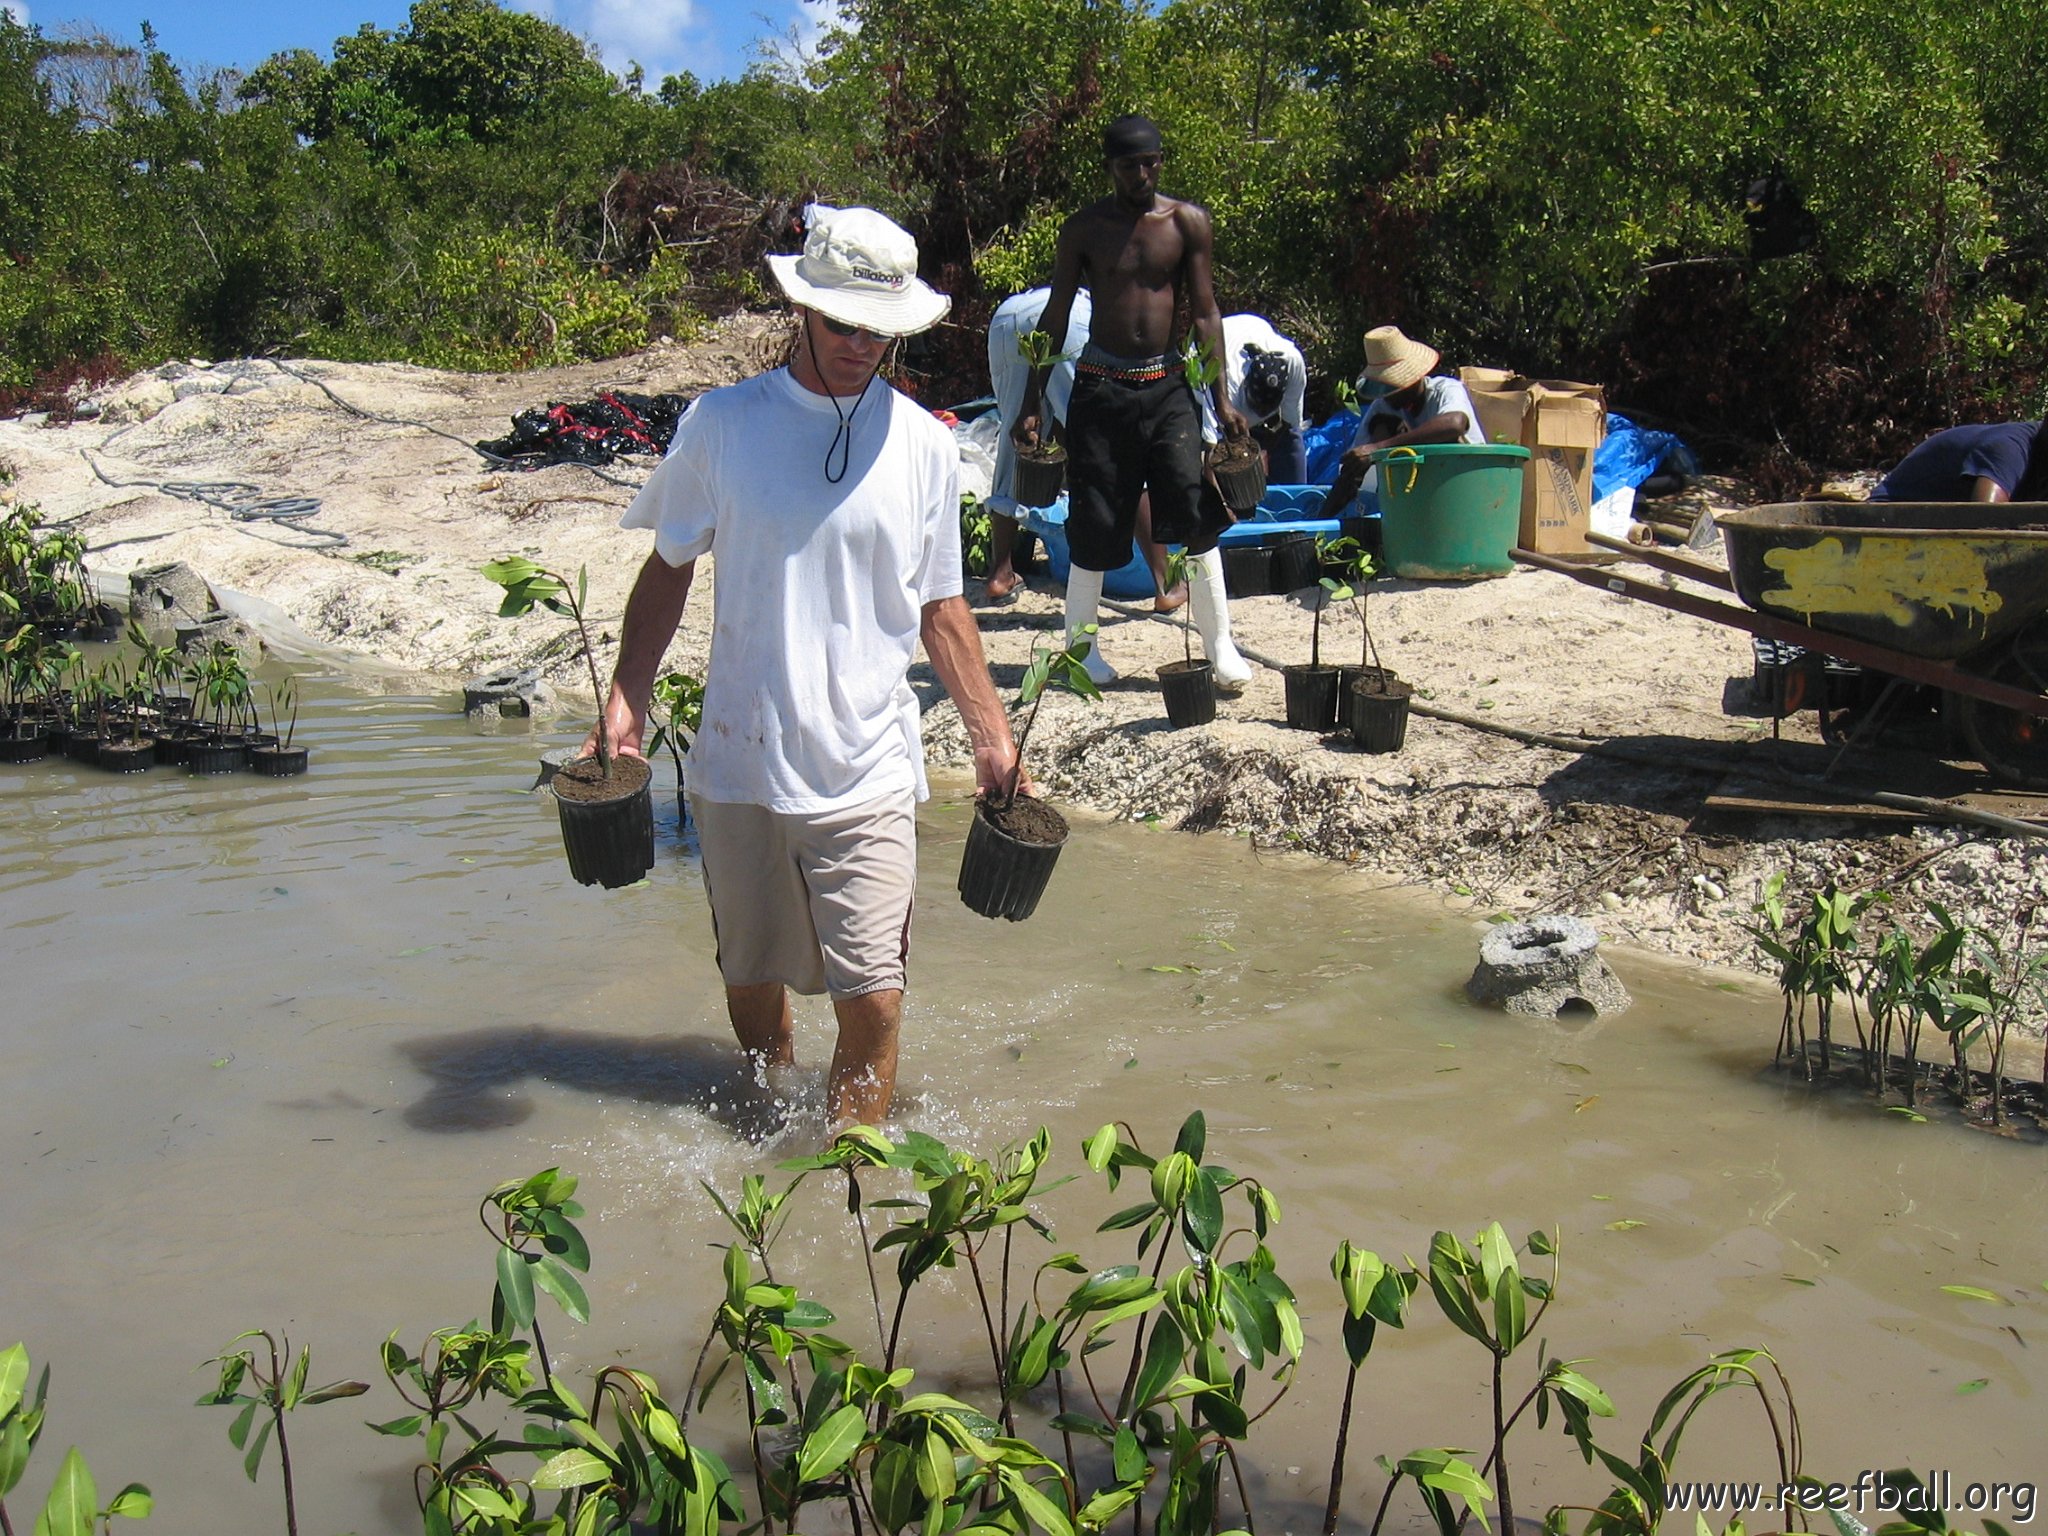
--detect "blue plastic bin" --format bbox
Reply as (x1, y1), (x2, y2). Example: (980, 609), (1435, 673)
(1022, 486), (1367, 596)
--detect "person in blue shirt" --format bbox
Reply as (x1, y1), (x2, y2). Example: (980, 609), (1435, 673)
(1870, 418), (2048, 504)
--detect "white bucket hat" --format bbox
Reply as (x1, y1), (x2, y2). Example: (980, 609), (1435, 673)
(766, 204), (950, 337)
(1358, 324), (1440, 392)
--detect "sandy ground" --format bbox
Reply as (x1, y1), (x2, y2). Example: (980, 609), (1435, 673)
(7, 317), (2048, 984)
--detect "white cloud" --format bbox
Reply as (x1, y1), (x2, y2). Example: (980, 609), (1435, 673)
(583, 0), (697, 76)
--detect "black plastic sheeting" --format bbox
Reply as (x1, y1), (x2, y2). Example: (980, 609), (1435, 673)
(479, 390), (691, 469)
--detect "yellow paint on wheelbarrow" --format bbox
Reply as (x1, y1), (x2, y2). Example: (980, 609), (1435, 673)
(1761, 535), (2003, 633)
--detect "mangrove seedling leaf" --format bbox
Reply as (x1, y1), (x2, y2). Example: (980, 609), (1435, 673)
(39, 1446), (96, 1536)
(796, 1403), (867, 1484)
(496, 1246), (537, 1330)
(1940, 1285), (2004, 1303)
(533, 1447), (615, 1489)
(106, 1484), (152, 1519)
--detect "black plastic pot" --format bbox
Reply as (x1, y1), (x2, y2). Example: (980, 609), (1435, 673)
(958, 800), (1069, 921)
(1221, 544), (1275, 598)
(250, 744), (310, 777)
(96, 739), (154, 773)
(186, 738), (248, 774)
(1013, 447), (1066, 509)
(1283, 665), (1341, 731)
(1270, 532), (1318, 594)
(552, 755), (655, 889)
(0, 728), (48, 764)
(1348, 675), (1413, 754)
(1210, 446), (1266, 513)
(1337, 664), (1396, 700)
(1159, 659), (1217, 728)
(154, 729), (196, 766)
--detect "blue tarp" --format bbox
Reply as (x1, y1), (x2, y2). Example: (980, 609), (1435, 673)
(1593, 413), (1694, 501)
(1303, 410), (1361, 486)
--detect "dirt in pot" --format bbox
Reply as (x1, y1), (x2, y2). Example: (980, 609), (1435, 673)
(552, 753), (652, 804)
(980, 794), (1068, 845)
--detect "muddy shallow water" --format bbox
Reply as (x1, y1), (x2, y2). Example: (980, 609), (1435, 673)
(3, 670), (2045, 1535)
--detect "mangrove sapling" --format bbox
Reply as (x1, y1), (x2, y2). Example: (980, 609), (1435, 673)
(1419, 1224), (1576, 1536)
(961, 495), (996, 578)
(481, 1168), (592, 1389)
(262, 675), (300, 750)
(1363, 1449), (1493, 1536)
(481, 557), (615, 774)
(366, 1321), (534, 1491)
(1323, 1242), (1418, 1536)
(0, 1343), (153, 1536)
(197, 1330), (368, 1536)
(647, 669), (705, 786)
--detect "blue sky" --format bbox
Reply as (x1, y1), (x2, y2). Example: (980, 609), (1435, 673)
(5, 0), (837, 87)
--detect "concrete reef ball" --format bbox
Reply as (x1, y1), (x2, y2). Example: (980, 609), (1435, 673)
(1467, 914), (1632, 1019)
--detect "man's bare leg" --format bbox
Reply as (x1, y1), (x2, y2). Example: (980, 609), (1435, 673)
(1135, 493), (1187, 613)
(984, 512), (1024, 601)
(727, 982), (795, 1079)
(827, 988), (902, 1127)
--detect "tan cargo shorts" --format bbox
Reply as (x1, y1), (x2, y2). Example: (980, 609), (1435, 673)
(688, 790), (916, 1000)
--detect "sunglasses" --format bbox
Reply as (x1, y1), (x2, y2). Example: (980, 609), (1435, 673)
(818, 314), (896, 343)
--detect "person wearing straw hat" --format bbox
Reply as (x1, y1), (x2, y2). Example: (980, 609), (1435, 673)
(1323, 324), (1488, 515)
(580, 203), (1021, 1131)
(1011, 113), (1254, 689)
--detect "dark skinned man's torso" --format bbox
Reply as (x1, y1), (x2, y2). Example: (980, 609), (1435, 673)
(1064, 193), (1199, 356)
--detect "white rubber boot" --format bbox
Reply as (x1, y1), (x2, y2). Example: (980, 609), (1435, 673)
(1192, 548), (1253, 690)
(1063, 566), (1117, 685)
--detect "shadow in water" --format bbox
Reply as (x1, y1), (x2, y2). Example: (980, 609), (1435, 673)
(398, 1023), (776, 1139)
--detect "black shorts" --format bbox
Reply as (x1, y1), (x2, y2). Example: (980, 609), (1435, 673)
(1065, 370), (1233, 571)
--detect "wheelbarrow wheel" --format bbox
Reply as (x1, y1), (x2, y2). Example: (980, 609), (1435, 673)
(1958, 629), (2048, 790)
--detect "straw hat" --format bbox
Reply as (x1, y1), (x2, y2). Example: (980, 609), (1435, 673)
(1358, 325), (1439, 392)
(766, 205), (950, 338)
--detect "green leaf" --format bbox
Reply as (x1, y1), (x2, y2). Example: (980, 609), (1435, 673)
(1956, 1377), (1991, 1394)
(367, 1414), (426, 1437)
(0, 1420), (33, 1499)
(916, 1429), (956, 1501)
(38, 1447), (95, 1536)
(228, 1399), (258, 1451)
(1083, 1126), (1118, 1172)
(1940, 1285), (2005, 1303)
(497, 1246), (537, 1329)
(533, 1447), (614, 1489)
(242, 1416), (274, 1482)
(0, 1345), (27, 1420)
(106, 1484), (152, 1519)
(1000, 1465), (1076, 1536)
(796, 1403), (867, 1484)
(300, 1380), (370, 1405)
(1604, 1219), (1647, 1232)
(534, 1254), (592, 1323)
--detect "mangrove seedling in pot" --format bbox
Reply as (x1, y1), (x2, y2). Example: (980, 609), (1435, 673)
(1010, 330), (1071, 507)
(483, 557), (654, 888)
(1283, 539), (1351, 731)
(1156, 548), (1217, 728)
(1185, 337), (1264, 512)
(957, 629), (1100, 920)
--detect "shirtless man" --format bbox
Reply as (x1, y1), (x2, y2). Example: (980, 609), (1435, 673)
(1013, 114), (1253, 687)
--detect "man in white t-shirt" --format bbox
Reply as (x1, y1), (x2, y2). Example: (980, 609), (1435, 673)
(1323, 324), (1489, 513)
(582, 205), (1020, 1129)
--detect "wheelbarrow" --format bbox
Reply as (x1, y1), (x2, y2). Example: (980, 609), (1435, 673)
(1511, 500), (2048, 789)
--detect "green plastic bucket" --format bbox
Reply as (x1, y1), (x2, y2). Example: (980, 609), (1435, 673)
(1375, 443), (1531, 579)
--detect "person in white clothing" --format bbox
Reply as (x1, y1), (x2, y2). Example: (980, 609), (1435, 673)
(1205, 314), (1309, 483)
(982, 287), (1091, 601)
(1324, 324), (1489, 514)
(581, 205), (1020, 1129)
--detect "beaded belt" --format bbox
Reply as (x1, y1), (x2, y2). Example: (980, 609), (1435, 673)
(1076, 347), (1171, 383)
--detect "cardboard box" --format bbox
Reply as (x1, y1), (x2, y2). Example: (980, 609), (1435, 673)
(1457, 370), (1607, 553)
